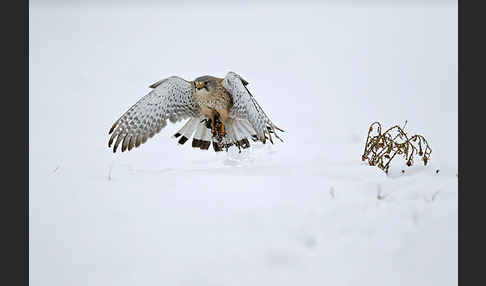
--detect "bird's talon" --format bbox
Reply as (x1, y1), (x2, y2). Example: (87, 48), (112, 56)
(211, 119), (216, 135)
(220, 123), (225, 136)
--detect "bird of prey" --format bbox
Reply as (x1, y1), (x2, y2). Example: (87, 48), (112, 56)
(108, 71), (284, 153)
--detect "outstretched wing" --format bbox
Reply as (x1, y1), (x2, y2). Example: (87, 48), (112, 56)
(108, 76), (200, 153)
(222, 71), (284, 144)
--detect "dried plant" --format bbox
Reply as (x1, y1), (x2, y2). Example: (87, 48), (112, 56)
(361, 121), (432, 174)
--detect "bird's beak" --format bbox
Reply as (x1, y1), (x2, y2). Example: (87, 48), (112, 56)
(195, 82), (206, 90)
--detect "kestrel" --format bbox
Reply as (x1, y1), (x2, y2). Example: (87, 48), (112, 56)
(108, 71), (284, 153)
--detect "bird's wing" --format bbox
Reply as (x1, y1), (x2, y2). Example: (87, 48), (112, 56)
(222, 71), (284, 144)
(108, 76), (200, 152)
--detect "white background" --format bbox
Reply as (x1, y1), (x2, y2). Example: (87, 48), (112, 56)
(30, 1), (457, 285)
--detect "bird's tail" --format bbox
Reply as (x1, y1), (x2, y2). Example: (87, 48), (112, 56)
(173, 117), (259, 152)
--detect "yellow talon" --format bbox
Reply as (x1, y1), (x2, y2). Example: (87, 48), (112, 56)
(220, 122), (225, 136)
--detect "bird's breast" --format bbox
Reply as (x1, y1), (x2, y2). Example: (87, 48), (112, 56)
(194, 89), (231, 111)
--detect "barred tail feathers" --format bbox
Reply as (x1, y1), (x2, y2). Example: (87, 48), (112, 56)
(173, 118), (259, 152)
(173, 118), (199, 145)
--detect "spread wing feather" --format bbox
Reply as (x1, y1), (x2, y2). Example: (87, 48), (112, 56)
(108, 76), (200, 153)
(222, 71), (284, 144)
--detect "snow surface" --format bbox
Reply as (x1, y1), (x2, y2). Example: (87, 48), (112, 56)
(30, 2), (457, 285)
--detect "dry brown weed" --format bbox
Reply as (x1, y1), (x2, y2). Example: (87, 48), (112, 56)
(361, 121), (432, 174)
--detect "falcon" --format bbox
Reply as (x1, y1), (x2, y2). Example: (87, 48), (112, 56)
(108, 71), (284, 153)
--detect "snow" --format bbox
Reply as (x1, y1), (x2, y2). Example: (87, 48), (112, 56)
(30, 1), (457, 285)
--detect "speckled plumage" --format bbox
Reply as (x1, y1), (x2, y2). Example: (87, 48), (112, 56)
(193, 76), (233, 119)
(108, 71), (284, 153)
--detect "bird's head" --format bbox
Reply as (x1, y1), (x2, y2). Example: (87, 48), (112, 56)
(194, 75), (218, 93)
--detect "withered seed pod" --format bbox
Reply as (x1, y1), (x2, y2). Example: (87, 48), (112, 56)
(362, 121), (432, 174)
